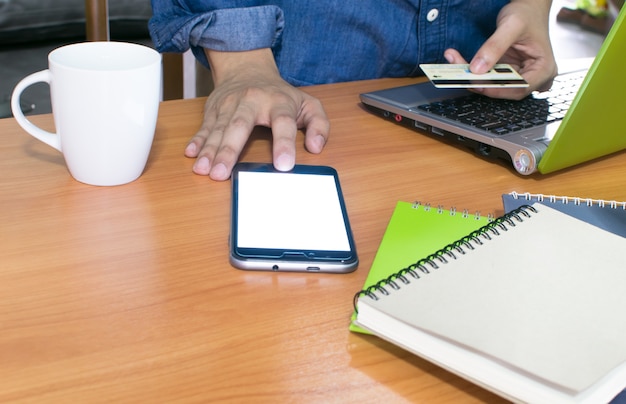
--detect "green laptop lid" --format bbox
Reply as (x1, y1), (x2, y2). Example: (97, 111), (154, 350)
(539, 6), (626, 173)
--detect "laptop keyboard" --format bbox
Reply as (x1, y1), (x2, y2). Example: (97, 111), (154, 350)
(416, 70), (586, 135)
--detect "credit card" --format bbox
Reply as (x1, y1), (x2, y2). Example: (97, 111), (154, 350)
(420, 63), (529, 88)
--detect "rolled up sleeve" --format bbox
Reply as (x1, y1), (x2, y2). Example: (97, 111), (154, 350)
(149, 1), (284, 68)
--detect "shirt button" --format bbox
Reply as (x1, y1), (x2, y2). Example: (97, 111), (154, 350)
(427, 8), (439, 22)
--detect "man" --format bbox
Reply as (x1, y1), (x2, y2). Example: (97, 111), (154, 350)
(149, 1), (557, 180)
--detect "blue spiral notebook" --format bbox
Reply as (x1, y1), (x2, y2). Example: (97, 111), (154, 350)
(502, 192), (626, 238)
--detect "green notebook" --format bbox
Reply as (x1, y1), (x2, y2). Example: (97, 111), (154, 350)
(349, 200), (492, 333)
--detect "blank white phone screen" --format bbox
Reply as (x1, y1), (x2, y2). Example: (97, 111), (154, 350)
(237, 171), (351, 251)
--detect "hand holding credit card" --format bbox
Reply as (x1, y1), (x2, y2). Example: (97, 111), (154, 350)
(420, 63), (529, 88)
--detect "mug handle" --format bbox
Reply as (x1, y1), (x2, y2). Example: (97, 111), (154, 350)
(11, 70), (62, 152)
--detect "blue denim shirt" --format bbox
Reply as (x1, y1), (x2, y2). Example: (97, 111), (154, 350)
(149, 1), (509, 86)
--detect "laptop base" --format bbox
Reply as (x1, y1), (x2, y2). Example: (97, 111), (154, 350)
(363, 103), (515, 168)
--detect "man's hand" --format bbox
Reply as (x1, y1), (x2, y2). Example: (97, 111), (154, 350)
(444, 0), (558, 100)
(185, 48), (330, 180)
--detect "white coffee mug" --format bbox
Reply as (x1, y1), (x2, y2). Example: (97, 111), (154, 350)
(11, 41), (162, 186)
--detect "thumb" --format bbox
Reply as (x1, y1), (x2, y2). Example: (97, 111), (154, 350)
(470, 20), (522, 74)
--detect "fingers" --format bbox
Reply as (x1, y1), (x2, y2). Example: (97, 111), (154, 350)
(470, 2), (556, 97)
(442, 1), (557, 101)
(186, 87), (330, 180)
(443, 49), (468, 65)
(299, 96), (330, 155)
(189, 96), (258, 181)
(184, 105), (216, 159)
(269, 100), (299, 172)
(265, 93), (330, 172)
(469, 22), (523, 75)
(443, 47), (528, 100)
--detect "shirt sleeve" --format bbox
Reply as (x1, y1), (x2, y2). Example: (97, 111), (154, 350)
(148, 1), (284, 69)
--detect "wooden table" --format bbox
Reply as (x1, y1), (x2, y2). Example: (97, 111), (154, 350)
(2, 78), (626, 403)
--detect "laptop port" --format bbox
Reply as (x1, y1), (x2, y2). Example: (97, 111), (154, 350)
(307, 266), (321, 271)
(414, 120), (428, 131)
(478, 144), (491, 156)
(431, 127), (445, 136)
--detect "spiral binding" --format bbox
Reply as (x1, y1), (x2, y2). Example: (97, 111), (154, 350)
(510, 191), (626, 210)
(353, 204), (538, 311)
(413, 201), (494, 221)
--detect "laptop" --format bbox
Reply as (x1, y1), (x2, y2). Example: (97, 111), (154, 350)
(360, 7), (626, 175)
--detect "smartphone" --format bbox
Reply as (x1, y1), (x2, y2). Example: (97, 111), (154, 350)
(230, 162), (358, 273)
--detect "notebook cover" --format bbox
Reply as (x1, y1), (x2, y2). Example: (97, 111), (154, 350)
(349, 200), (491, 333)
(502, 192), (626, 237)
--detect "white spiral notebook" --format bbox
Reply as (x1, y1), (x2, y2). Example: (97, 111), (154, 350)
(354, 203), (626, 404)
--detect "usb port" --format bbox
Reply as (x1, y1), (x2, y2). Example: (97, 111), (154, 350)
(413, 121), (428, 131)
(431, 127), (445, 136)
(307, 266), (321, 271)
